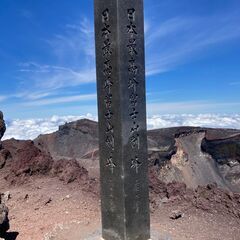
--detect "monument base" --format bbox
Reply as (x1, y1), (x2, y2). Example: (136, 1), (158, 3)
(84, 229), (171, 240)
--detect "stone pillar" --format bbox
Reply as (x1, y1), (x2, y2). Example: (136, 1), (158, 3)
(94, 1), (150, 239)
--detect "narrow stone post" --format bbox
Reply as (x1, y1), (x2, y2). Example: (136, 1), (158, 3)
(94, 0), (150, 239)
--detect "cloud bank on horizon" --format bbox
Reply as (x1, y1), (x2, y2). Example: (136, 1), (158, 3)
(0, 0), (240, 119)
(3, 114), (240, 140)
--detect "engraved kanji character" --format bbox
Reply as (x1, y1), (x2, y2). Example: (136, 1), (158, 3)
(104, 78), (113, 94)
(127, 38), (138, 56)
(105, 134), (114, 150)
(130, 122), (139, 133)
(128, 59), (138, 75)
(129, 93), (138, 107)
(127, 22), (137, 35)
(129, 108), (139, 120)
(129, 133), (140, 149)
(106, 120), (114, 133)
(102, 23), (111, 37)
(103, 59), (112, 77)
(128, 76), (139, 93)
(131, 156), (142, 174)
(105, 109), (113, 120)
(102, 9), (109, 22)
(104, 93), (112, 108)
(102, 39), (112, 57)
(127, 8), (136, 22)
(106, 155), (116, 174)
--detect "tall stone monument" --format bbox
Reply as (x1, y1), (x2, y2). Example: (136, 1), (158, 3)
(94, 0), (150, 239)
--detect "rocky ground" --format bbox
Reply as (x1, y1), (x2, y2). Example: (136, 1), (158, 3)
(0, 174), (240, 240)
(1, 114), (240, 239)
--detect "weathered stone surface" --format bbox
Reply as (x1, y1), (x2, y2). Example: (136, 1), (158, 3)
(94, 0), (150, 239)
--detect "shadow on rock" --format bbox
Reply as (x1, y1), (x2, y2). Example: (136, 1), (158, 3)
(0, 232), (19, 240)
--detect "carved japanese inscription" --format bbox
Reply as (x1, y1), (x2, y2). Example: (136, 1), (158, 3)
(101, 9), (116, 173)
(127, 8), (142, 175)
(94, 1), (150, 240)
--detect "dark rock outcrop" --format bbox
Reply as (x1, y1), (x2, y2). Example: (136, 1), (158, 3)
(1, 139), (91, 186)
(147, 127), (240, 192)
(0, 195), (9, 236)
(0, 112), (10, 235)
(201, 134), (240, 164)
(201, 134), (240, 192)
(2, 139), (54, 183)
(0, 112), (9, 169)
(0, 149), (10, 169)
(0, 111), (6, 142)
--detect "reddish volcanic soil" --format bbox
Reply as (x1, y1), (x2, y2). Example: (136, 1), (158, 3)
(0, 175), (99, 240)
(1, 173), (240, 240)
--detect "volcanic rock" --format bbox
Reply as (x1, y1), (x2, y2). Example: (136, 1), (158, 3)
(169, 210), (183, 220)
(0, 112), (10, 170)
(35, 119), (99, 160)
(201, 134), (240, 191)
(3, 118), (240, 194)
(51, 159), (89, 184)
(33, 120), (240, 192)
(0, 149), (10, 169)
(148, 128), (240, 192)
(0, 111), (6, 143)
(2, 139), (53, 183)
(0, 196), (9, 236)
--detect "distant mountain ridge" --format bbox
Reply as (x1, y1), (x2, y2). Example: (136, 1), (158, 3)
(33, 119), (240, 192)
(35, 119), (98, 160)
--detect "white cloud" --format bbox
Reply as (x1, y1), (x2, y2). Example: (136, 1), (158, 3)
(12, 18), (96, 103)
(19, 62), (96, 91)
(3, 114), (240, 140)
(9, 12), (240, 108)
(147, 114), (240, 129)
(23, 94), (97, 106)
(3, 114), (97, 140)
(50, 17), (95, 61)
(145, 13), (240, 76)
(0, 96), (7, 102)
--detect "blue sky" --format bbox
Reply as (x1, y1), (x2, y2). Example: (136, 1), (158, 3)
(0, 0), (240, 120)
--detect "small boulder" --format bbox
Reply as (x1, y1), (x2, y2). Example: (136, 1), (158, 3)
(0, 192), (11, 204)
(169, 210), (183, 220)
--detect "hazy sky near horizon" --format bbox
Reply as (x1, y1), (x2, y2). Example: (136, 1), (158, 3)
(0, 0), (240, 120)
